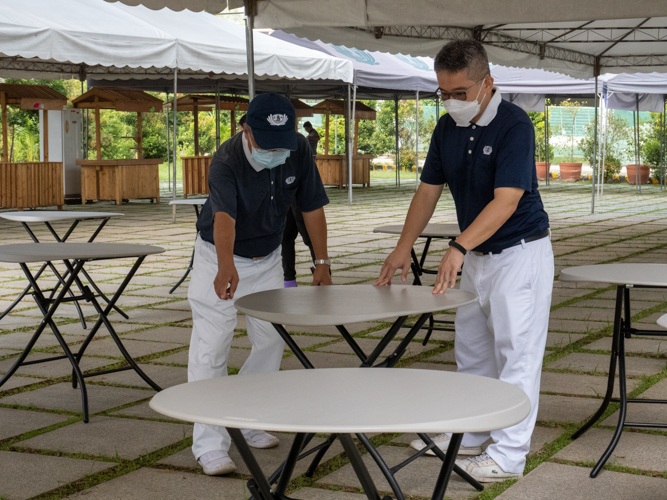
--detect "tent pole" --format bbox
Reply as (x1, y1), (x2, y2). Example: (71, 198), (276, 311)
(662, 98), (666, 190)
(244, 0), (256, 100)
(395, 95), (400, 187)
(345, 85), (351, 205)
(545, 102), (549, 186)
(172, 67), (178, 222)
(215, 86), (221, 148)
(635, 94), (640, 193)
(415, 91), (419, 191)
(349, 85), (357, 205)
(591, 76), (598, 214)
(334, 114), (337, 154)
(600, 92), (609, 199)
(166, 91), (171, 192)
(193, 101), (199, 157)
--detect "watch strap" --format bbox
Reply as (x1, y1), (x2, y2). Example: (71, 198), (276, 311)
(449, 240), (467, 256)
(314, 259), (331, 266)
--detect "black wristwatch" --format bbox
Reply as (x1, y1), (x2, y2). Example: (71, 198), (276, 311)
(449, 240), (467, 256)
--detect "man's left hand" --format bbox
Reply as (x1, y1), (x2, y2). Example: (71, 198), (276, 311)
(433, 247), (464, 294)
(312, 264), (332, 286)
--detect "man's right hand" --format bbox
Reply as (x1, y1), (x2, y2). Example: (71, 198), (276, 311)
(214, 259), (239, 300)
(374, 248), (412, 286)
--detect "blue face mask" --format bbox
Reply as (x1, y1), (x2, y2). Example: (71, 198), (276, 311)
(251, 145), (291, 170)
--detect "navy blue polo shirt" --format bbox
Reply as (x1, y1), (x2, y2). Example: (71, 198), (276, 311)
(420, 98), (549, 254)
(197, 132), (329, 258)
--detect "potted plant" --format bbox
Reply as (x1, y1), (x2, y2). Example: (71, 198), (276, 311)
(578, 111), (630, 184)
(558, 100), (584, 181)
(642, 112), (666, 184)
(531, 107), (553, 180)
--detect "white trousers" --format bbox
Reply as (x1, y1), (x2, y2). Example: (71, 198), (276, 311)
(455, 236), (554, 473)
(187, 236), (285, 459)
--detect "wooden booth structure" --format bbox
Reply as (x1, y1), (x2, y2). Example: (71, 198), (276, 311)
(73, 88), (163, 205)
(311, 100), (375, 188)
(164, 95), (249, 197)
(0, 84), (67, 210)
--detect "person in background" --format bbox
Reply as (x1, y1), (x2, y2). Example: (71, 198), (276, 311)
(188, 93), (332, 476)
(303, 121), (320, 156)
(375, 40), (553, 483)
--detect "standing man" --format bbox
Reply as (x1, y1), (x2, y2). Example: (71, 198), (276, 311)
(375, 40), (553, 482)
(303, 121), (320, 156)
(189, 93), (332, 476)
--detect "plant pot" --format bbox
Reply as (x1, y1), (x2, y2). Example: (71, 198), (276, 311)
(626, 164), (650, 185)
(536, 162), (551, 180)
(559, 162), (583, 182)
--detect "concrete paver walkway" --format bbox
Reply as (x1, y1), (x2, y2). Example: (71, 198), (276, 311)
(2, 181), (667, 499)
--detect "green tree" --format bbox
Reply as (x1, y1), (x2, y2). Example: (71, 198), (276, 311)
(579, 111), (631, 182)
(558, 100), (584, 162)
(528, 108), (554, 163)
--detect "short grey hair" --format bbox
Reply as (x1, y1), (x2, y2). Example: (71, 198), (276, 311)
(434, 40), (490, 80)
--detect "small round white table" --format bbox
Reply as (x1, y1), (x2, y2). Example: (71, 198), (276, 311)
(0, 211), (125, 325)
(0, 242), (165, 422)
(168, 198), (208, 293)
(235, 284), (480, 496)
(150, 368), (530, 500)
(560, 263), (667, 478)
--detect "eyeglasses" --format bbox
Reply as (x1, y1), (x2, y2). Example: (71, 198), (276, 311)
(436, 76), (487, 102)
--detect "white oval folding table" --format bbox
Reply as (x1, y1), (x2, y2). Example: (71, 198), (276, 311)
(560, 264), (667, 478)
(151, 368), (530, 500)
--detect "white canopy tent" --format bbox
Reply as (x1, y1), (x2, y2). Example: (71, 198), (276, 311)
(0, 0), (353, 205)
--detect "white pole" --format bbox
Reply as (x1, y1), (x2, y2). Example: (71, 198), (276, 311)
(591, 76), (598, 214)
(215, 86), (221, 148)
(166, 91), (170, 192)
(415, 90), (420, 190)
(349, 86), (356, 205)
(635, 94), (641, 193)
(334, 115), (337, 154)
(172, 68), (178, 223)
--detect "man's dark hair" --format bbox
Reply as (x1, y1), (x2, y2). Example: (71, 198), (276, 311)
(303, 121), (312, 129)
(434, 40), (490, 80)
(239, 113), (246, 126)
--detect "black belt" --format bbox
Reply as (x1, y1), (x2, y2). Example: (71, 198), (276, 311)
(473, 229), (550, 256)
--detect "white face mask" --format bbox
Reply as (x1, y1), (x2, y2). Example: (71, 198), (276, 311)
(443, 81), (486, 127)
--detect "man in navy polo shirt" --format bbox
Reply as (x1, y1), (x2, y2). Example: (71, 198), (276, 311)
(188, 93), (331, 476)
(376, 41), (553, 482)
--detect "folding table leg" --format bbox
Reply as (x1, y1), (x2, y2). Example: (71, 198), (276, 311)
(228, 427), (276, 500)
(431, 433), (463, 500)
(339, 434), (382, 500)
(571, 285), (624, 442)
(355, 433), (405, 500)
(169, 245), (195, 294)
(274, 433), (309, 496)
(67, 256), (162, 392)
(9, 261), (91, 421)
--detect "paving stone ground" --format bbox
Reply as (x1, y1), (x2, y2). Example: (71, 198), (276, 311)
(2, 180), (667, 499)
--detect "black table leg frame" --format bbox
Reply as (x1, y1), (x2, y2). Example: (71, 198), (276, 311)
(571, 284), (667, 478)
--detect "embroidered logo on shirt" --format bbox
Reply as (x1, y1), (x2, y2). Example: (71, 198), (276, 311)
(483, 145), (493, 155)
(285, 176), (296, 185)
(267, 114), (289, 126)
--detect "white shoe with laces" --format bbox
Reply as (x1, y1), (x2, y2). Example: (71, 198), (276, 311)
(455, 452), (523, 483)
(243, 429), (280, 449)
(197, 450), (237, 476)
(409, 433), (483, 456)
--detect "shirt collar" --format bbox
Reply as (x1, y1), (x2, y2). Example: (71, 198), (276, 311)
(473, 88), (501, 127)
(242, 132), (264, 172)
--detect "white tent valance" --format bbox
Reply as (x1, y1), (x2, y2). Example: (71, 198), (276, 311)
(0, 0), (353, 83)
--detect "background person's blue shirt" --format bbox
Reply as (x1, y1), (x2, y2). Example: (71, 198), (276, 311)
(420, 98), (549, 254)
(197, 132), (329, 259)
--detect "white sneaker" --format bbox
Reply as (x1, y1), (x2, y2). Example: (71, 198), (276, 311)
(197, 450), (237, 476)
(243, 430), (280, 449)
(455, 452), (523, 483)
(409, 433), (482, 456)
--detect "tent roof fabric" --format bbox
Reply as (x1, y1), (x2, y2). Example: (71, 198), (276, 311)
(0, 0), (353, 84)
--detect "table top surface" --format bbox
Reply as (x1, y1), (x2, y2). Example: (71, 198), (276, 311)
(0, 211), (123, 223)
(169, 199), (208, 206)
(560, 264), (667, 287)
(235, 285), (476, 326)
(373, 223), (461, 238)
(0, 243), (164, 263)
(149, 368), (530, 434)
(658, 314), (667, 330)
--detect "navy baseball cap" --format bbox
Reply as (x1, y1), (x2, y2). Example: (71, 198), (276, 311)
(245, 93), (297, 151)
